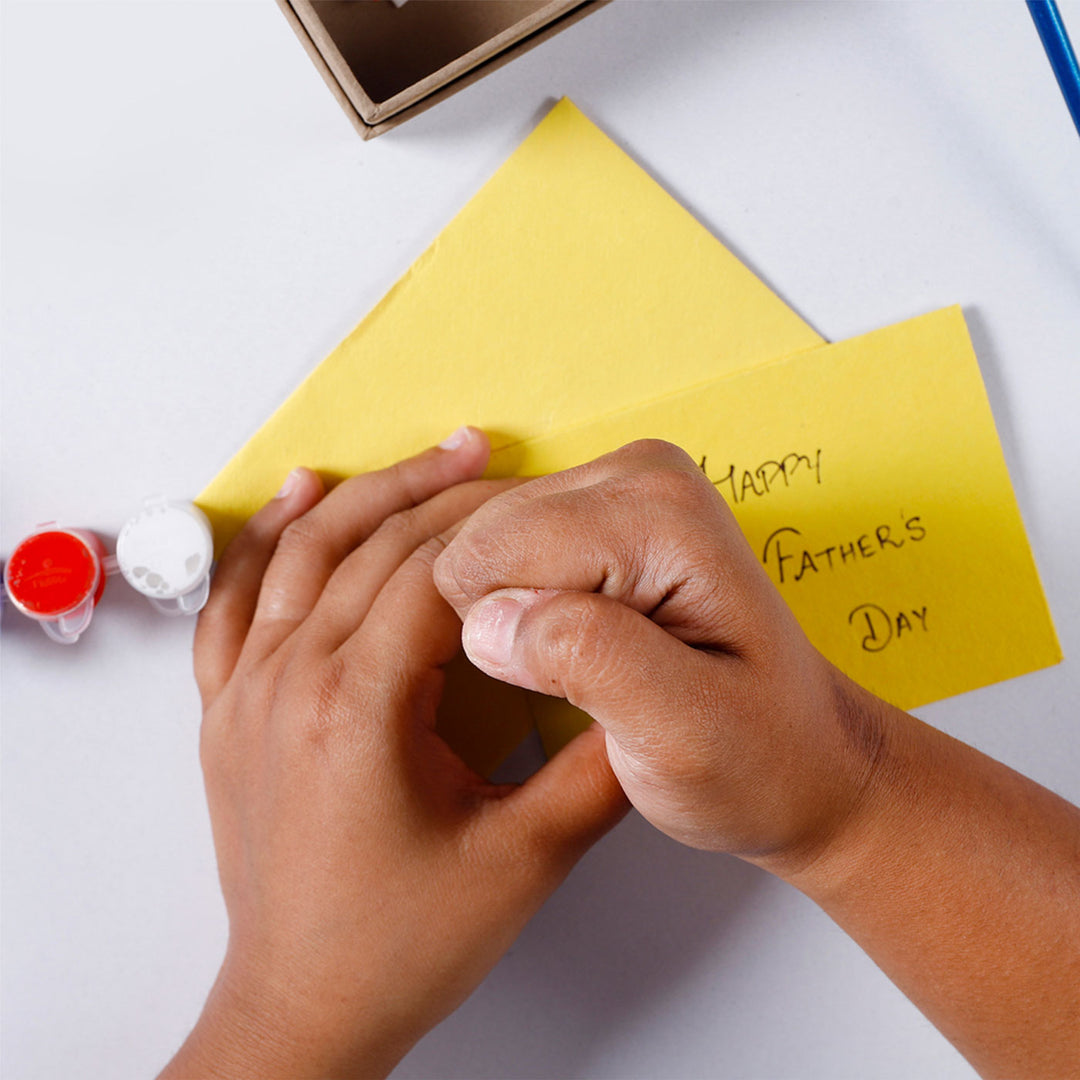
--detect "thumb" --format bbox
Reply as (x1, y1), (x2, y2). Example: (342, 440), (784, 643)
(505, 722), (630, 869)
(461, 587), (712, 756)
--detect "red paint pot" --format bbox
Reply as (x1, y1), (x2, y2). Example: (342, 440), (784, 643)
(4, 528), (107, 643)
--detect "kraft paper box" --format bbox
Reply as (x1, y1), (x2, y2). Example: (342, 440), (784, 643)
(277, 0), (608, 138)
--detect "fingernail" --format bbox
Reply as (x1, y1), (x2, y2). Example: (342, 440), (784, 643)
(464, 595), (524, 667)
(274, 468), (302, 499)
(439, 426), (470, 451)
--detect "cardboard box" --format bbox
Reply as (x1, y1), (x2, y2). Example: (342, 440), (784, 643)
(277, 0), (608, 139)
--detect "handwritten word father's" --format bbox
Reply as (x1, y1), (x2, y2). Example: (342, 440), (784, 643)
(761, 512), (927, 586)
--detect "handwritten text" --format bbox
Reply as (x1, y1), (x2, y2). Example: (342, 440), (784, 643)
(700, 450), (822, 505)
(761, 512), (927, 585)
(848, 602), (929, 653)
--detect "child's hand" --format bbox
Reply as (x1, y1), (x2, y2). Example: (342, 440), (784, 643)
(162, 429), (628, 1080)
(434, 439), (885, 870)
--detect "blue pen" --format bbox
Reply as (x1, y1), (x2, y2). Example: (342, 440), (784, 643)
(1027, 0), (1080, 139)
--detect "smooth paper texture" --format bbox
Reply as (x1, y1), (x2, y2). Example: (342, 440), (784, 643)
(486, 307), (1062, 754)
(197, 98), (822, 550)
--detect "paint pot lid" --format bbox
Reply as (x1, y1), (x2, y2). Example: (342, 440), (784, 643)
(4, 530), (101, 617)
(116, 501), (213, 600)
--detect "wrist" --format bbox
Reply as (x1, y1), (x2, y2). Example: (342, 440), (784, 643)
(750, 670), (916, 897)
(778, 692), (950, 913)
(160, 951), (414, 1080)
(746, 677), (1080, 1079)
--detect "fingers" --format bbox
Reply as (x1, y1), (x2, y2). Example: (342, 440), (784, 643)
(305, 479), (519, 654)
(342, 528), (471, 695)
(194, 468), (325, 704)
(460, 587), (718, 761)
(240, 428), (491, 663)
(434, 439), (727, 626)
(436, 438), (784, 656)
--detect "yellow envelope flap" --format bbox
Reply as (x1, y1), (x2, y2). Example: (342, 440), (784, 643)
(197, 98), (822, 551)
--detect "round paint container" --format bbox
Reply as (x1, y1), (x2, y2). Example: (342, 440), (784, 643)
(116, 499), (214, 615)
(4, 528), (108, 643)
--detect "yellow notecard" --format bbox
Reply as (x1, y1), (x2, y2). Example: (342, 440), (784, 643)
(197, 98), (822, 550)
(487, 307), (1061, 754)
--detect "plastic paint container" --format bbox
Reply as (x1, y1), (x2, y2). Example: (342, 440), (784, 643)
(116, 499), (214, 615)
(4, 528), (108, 643)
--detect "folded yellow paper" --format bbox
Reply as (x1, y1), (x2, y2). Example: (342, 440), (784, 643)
(196, 98), (1059, 774)
(197, 98), (822, 551)
(196, 97), (824, 774)
(488, 307), (1061, 754)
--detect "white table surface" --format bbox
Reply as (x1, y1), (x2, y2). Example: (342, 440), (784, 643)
(3, 2), (1078, 1077)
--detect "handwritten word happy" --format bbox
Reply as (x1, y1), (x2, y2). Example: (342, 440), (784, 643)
(700, 450), (822, 505)
(761, 512), (927, 585)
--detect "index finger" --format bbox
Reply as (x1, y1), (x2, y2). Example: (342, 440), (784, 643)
(434, 439), (715, 618)
(239, 427), (491, 664)
(194, 466), (325, 705)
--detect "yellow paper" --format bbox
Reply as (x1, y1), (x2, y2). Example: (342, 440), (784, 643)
(196, 97), (824, 775)
(486, 307), (1062, 754)
(197, 98), (822, 549)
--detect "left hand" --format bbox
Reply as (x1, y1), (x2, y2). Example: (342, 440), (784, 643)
(162, 428), (629, 1080)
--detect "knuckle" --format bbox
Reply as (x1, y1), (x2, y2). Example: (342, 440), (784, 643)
(239, 655), (283, 717)
(275, 513), (328, 559)
(649, 460), (710, 507)
(621, 438), (696, 470)
(432, 544), (470, 610)
(412, 533), (449, 572)
(193, 596), (234, 650)
(370, 504), (422, 548)
(434, 483), (544, 596)
(385, 455), (434, 509)
(535, 594), (614, 690)
(600, 453), (709, 521)
(461, 811), (552, 885)
(197, 705), (241, 788)
(434, 527), (503, 607)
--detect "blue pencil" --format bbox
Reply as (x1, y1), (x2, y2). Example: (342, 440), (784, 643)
(1027, 0), (1080, 139)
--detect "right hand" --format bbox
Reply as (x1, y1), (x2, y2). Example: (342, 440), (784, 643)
(436, 438), (1080, 1080)
(434, 439), (889, 870)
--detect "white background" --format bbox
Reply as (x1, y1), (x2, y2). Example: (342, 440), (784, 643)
(3, 2), (1079, 1077)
